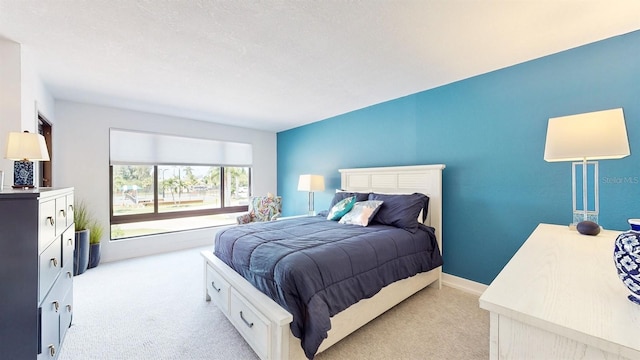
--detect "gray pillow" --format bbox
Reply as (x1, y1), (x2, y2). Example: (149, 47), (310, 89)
(368, 193), (429, 233)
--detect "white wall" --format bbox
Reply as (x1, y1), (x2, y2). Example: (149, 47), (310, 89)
(0, 38), (55, 189)
(0, 39), (22, 188)
(21, 45), (56, 130)
(54, 101), (277, 262)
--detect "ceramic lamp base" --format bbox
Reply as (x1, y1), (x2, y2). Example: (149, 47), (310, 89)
(13, 160), (34, 187)
(615, 219), (640, 306)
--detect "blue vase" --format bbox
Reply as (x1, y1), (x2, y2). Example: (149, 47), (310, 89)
(88, 243), (101, 269)
(74, 230), (90, 275)
(614, 219), (640, 305)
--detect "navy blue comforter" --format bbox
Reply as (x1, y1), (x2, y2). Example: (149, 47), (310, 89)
(214, 216), (442, 359)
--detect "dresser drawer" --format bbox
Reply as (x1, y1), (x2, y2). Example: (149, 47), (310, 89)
(60, 258), (74, 295)
(61, 227), (75, 269)
(39, 304), (59, 360)
(230, 288), (271, 360)
(55, 197), (68, 236)
(39, 200), (57, 251)
(65, 193), (74, 228)
(59, 285), (73, 344)
(206, 265), (231, 314)
(39, 237), (62, 304)
(39, 276), (67, 360)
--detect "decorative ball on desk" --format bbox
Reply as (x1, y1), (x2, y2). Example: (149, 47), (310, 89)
(576, 220), (600, 236)
(614, 219), (640, 305)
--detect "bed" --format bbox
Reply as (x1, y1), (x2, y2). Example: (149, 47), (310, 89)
(201, 164), (445, 359)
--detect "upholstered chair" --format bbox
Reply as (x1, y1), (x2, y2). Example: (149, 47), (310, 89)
(236, 194), (282, 224)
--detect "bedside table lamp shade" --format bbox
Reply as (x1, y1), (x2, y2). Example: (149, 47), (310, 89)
(544, 108), (630, 162)
(5, 131), (50, 188)
(544, 108), (630, 225)
(298, 174), (325, 216)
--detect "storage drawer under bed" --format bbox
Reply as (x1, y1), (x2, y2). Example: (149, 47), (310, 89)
(201, 250), (293, 360)
(205, 265), (231, 314)
(230, 288), (271, 360)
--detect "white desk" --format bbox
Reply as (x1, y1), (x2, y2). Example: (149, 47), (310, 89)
(479, 223), (640, 360)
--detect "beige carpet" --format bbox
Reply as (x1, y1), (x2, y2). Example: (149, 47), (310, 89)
(59, 247), (489, 360)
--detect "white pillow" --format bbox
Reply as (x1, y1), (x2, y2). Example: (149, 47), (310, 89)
(339, 200), (384, 227)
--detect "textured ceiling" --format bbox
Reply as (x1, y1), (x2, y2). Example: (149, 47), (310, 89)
(1, 1), (639, 132)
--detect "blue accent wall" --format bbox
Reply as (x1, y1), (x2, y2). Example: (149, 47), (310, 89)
(277, 30), (640, 285)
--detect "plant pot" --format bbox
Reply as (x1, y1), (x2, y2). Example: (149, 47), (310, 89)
(88, 243), (101, 269)
(74, 229), (90, 275)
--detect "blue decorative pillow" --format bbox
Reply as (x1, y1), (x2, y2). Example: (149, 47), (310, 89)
(338, 200), (384, 227)
(368, 193), (429, 233)
(326, 196), (356, 221)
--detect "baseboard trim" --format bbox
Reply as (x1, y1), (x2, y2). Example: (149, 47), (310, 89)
(442, 273), (488, 296)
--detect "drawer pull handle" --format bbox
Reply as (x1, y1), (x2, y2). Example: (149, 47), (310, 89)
(46, 216), (54, 226)
(48, 344), (56, 357)
(59, 209), (66, 218)
(239, 311), (254, 328)
(211, 281), (221, 292)
(53, 301), (60, 312)
(66, 304), (73, 312)
(69, 204), (74, 214)
(50, 258), (58, 267)
(68, 238), (73, 246)
(67, 271), (73, 278)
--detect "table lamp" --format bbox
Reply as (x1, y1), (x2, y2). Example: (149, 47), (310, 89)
(544, 108), (630, 232)
(5, 131), (50, 188)
(298, 174), (325, 216)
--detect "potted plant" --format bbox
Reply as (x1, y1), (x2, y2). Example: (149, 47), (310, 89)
(73, 201), (91, 275)
(87, 218), (104, 269)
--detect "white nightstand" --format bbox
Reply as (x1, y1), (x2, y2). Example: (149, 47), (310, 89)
(479, 223), (640, 360)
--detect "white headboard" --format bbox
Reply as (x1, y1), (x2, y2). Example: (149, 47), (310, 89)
(339, 164), (445, 254)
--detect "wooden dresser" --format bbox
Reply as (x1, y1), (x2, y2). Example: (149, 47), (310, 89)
(0, 188), (75, 359)
(480, 223), (640, 360)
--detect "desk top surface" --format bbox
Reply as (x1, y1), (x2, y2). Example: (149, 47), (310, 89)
(479, 223), (640, 354)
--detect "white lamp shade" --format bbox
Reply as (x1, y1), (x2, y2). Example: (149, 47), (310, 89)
(5, 131), (50, 161)
(297, 174), (325, 192)
(544, 108), (630, 162)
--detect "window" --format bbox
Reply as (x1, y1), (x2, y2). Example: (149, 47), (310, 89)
(109, 129), (253, 239)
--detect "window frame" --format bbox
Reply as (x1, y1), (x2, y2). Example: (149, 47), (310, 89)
(109, 165), (251, 226)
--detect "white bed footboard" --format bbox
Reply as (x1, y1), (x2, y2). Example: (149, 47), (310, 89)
(202, 250), (441, 360)
(202, 251), (293, 360)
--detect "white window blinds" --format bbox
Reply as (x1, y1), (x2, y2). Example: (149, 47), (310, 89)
(109, 129), (253, 166)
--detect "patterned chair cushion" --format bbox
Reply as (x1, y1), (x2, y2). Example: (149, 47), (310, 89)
(237, 195), (282, 224)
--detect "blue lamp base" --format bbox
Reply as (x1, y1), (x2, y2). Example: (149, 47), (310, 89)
(13, 160), (35, 188)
